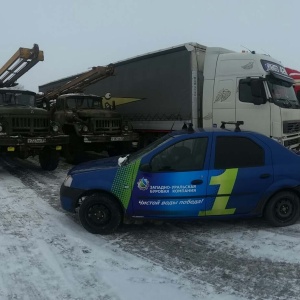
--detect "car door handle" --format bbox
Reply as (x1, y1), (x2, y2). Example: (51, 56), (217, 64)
(260, 173), (271, 179)
(191, 179), (203, 185)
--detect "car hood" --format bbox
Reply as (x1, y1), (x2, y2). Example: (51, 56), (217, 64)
(68, 156), (120, 175)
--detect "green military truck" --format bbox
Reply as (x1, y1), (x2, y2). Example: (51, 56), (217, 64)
(38, 66), (139, 163)
(0, 44), (68, 170)
(0, 88), (69, 170)
(48, 92), (138, 163)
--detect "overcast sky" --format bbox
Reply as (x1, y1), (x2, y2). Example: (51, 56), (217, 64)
(1, 0), (300, 92)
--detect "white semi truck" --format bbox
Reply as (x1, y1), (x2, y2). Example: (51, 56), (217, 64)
(40, 42), (300, 149)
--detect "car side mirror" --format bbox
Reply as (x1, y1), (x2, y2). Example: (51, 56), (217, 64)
(140, 163), (152, 172)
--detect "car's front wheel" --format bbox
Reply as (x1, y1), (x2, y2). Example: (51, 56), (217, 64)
(79, 193), (122, 234)
(264, 191), (300, 226)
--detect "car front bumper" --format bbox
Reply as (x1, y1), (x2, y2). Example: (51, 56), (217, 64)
(60, 184), (85, 213)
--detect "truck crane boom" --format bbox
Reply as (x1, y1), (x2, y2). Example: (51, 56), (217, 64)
(0, 44), (44, 87)
(40, 64), (114, 101)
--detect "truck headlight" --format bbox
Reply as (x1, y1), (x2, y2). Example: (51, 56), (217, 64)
(52, 125), (59, 132)
(122, 122), (133, 132)
(82, 125), (88, 132)
(63, 175), (73, 187)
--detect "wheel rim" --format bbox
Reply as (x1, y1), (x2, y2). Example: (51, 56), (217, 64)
(86, 204), (111, 226)
(274, 198), (294, 221)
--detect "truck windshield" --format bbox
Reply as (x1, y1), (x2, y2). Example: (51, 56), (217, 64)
(0, 92), (35, 106)
(267, 79), (300, 108)
(66, 97), (103, 109)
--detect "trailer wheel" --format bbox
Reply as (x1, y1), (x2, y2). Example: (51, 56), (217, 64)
(264, 191), (300, 227)
(39, 147), (60, 171)
(79, 193), (122, 234)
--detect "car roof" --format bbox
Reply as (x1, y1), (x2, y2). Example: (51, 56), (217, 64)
(170, 127), (256, 136)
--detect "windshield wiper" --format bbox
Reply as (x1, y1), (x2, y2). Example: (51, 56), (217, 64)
(276, 99), (292, 108)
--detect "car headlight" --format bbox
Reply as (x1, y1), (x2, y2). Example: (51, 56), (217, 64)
(63, 175), (73, 187)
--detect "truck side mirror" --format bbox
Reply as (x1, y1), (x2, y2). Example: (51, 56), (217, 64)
(250, 80), (262, 97)
(251, 80), (266, 105)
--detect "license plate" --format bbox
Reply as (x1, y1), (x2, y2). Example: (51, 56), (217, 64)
(27, 138), (46, 144)
(111, 137), (124, 141)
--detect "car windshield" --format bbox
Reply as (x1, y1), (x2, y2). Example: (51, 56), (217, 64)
(267, 79), (300, 108)
(66, 97), (103, 109)
(119, 134), (173, 166)
(0, 92), (35, 106)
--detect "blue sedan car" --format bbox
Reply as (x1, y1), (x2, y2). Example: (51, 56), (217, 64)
(60, 124), (300, 234)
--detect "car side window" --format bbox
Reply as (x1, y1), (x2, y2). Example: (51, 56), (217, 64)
(151, 137), (208, 172)
(214, 136), (264, 169)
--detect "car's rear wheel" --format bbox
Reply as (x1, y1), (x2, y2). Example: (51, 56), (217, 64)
(79, 193), (122, 234)
(264, 191), (300, 226)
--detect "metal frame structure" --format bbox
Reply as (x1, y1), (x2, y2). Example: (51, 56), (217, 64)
(0, 44), (44, 87)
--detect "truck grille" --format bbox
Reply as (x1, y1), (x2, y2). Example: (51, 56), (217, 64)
(283, 121), (300, 134)
(12, 117), (50, 134)
(284, 138), (300, 148)
(94, 119), (122, 133)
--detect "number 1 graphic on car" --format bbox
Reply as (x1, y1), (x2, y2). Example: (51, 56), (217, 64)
(199, 168), (238, 216)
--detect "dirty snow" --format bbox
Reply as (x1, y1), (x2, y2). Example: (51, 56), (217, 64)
(0, 155), (299, 300)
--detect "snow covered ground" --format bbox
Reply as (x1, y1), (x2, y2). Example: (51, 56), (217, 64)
(0, 155), (299, 300)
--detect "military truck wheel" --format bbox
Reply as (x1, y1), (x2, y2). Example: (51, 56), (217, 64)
(63, 144), (82, 164)
(63, 135), (83, 164)
(39, 147), (60, 171)
(79, 193), (122, 234)
(264, 191), (300, 227)
(18, 151), (28, 159)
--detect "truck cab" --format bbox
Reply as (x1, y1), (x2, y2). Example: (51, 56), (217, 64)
(202, 47), (300, 149)
(0, 88), (69, 170)
(52, 93), (139, 163)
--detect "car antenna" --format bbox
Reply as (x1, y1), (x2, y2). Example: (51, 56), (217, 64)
(221, 121), (244, 132)
(241, 45), (256, 54)
(261, 48), (271, 56)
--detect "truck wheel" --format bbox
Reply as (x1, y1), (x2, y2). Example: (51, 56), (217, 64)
(18, 151), (28, 159)
(39, 147), (60, 171)
(79, 193), (122, 234)
(63, 144), (78, 164)
(264, 191), (300, 227)
(63, 136), (83, 164)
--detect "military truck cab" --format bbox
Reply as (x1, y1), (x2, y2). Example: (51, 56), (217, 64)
(0, 88), (69, 170)
(52, 93), (139, 163)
